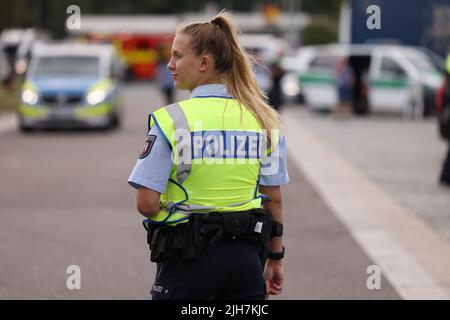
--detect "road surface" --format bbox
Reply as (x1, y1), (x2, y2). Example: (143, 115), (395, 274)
(1, 83), (448, 299)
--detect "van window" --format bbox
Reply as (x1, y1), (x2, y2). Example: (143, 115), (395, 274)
(309, 55), (338, 70)
(380, 57), (406, 78)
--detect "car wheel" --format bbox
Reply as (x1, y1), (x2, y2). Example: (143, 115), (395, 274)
(109, 112), (121, 130)
(19, 125), (35, 133)
(19, 119), (35, 133)
(422, 92), (434, 118)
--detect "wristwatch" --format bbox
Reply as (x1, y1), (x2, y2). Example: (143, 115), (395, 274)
(268, 246), (285, 260)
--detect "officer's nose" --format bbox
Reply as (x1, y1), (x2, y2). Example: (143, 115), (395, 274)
(167, 58), (175, 72)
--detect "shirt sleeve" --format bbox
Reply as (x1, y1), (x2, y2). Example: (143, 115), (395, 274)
(128, 125), (173, 193)
(259, 136), (289, 186)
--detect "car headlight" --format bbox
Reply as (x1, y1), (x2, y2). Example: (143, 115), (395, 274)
(22, 89), (39, 105)
(86, 90), (106, 105)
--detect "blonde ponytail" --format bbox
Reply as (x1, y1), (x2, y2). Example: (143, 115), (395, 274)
(177, 9), (281, 145)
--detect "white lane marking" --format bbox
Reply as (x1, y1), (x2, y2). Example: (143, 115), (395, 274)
(283, 109), (450, 300)
(0, 114), (17, 135)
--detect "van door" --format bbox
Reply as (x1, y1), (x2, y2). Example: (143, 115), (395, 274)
(300, 54), (338, 111)
(369, 52), (410, 113)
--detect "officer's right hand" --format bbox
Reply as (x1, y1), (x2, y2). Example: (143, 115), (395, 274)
(264, 259), (284, 296)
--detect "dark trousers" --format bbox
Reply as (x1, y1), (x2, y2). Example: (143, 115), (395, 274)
(440, 143), (450, 184)
(150, 239), (265, 300)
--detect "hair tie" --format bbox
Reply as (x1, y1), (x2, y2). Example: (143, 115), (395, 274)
(210, 19), (220, 28)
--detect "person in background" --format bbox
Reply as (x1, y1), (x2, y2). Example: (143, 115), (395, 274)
(253, 49), (273, 100)
(268, 60), (284, 112)
(157, 45), (175, 105)
(334, 56), (354, 118)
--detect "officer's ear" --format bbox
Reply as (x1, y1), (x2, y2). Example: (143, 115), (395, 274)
(199, 53), (214, 73)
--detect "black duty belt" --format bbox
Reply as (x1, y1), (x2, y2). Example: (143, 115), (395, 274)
(145, 209), (282, 263)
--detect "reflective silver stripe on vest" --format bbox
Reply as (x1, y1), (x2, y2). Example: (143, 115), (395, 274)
(165, 103), (192, 184)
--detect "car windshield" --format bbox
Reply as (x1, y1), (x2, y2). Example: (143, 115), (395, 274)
(403, 51), (440, 74)
(32, 56), (100, 77)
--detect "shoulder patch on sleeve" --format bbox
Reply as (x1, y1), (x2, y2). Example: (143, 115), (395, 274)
(139, 135), (157, 159)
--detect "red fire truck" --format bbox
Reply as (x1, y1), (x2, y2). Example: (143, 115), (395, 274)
(70, 15), (177, 80)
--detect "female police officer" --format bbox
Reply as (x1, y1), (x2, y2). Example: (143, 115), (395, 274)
(128, 10), (289, 300)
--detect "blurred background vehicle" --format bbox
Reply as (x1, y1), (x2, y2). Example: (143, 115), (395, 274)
(296, 44), (445, 118)
(238, 33), (290, 110)
(238, 33), (289, 64)
(18, 43), (124, 132)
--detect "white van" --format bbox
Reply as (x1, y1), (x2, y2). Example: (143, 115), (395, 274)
(296, 44), (445, 118)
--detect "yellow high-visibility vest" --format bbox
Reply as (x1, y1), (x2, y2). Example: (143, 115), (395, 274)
(145, 96), (278, 226)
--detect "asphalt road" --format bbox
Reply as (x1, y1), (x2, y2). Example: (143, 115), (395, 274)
(0, 83), (401, 299)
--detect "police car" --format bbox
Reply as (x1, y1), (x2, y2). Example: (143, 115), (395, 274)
(293, 44), (445, 118)
(18, 43), (123, 131)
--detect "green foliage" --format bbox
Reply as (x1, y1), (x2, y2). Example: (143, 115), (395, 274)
(0, 80), (20, 114)
(302, 0), (342, 17)
(302, 21), (337, 45)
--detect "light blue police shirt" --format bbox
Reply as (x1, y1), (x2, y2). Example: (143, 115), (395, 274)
(128, 84), (289, 193)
